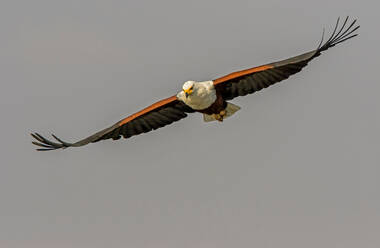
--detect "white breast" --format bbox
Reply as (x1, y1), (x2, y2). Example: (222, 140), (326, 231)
(177, 80), (216, 110)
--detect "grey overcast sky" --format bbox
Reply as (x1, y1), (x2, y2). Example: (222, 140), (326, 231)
(1, 0), (379, 247)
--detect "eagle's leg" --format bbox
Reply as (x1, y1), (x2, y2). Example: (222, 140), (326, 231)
(220, 109), (226, 118)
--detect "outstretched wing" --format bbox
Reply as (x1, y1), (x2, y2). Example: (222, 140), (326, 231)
(213, 17), (359, 100)
(31, 96), (195, 151)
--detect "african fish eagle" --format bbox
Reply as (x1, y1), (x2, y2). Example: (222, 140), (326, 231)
(31, 17), (359, 151)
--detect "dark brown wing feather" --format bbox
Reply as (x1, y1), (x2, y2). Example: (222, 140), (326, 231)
(213, 17), (359, 100)
(31, 96), (195, 151)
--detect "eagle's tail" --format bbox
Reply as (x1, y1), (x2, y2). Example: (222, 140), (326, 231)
(203, 102), (241, 122)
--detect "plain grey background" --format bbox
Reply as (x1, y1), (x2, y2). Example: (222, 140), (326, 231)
(1, 0), (379, 247)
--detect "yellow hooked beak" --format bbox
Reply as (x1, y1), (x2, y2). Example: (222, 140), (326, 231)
(183, 88), (193, 98)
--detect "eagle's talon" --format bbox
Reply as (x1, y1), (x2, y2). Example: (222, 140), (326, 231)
(213, 113), (224, 122)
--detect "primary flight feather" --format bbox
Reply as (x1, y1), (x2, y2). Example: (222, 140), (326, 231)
(31, 17), (359, 151)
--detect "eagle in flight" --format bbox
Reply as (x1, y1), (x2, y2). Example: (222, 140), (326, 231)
(31, 17), (359, 151)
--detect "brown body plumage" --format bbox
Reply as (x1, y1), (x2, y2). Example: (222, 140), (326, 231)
(198, 91), (227, 116)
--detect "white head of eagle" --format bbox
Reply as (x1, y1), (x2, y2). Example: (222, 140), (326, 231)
(182, 80), (195, 92)
(177, 80), (217, 110)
